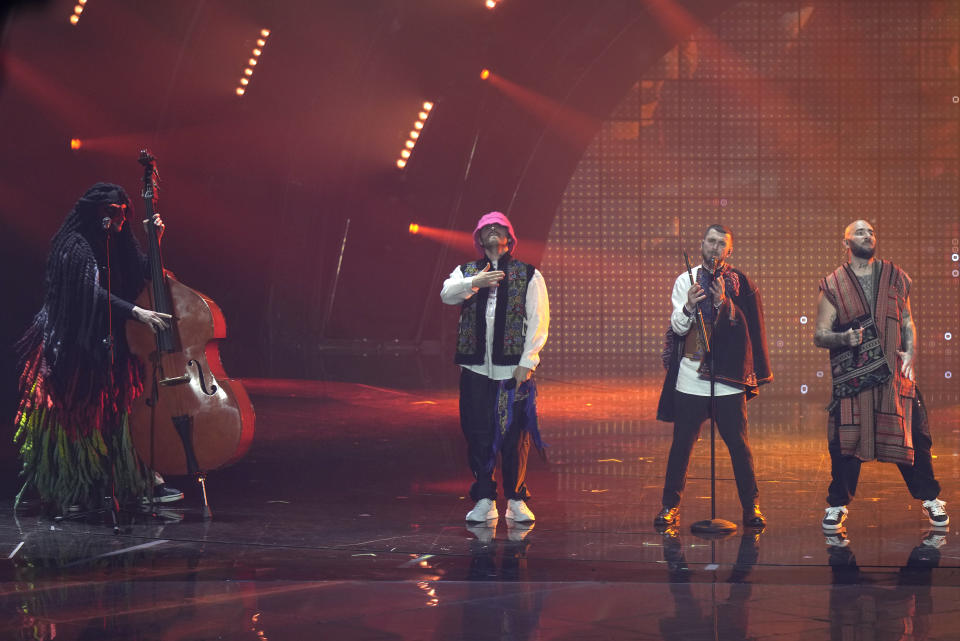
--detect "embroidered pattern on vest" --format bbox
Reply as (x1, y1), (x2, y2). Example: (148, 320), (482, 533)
(502, 264), (530, 356)
(455, 258), (532, 366)
(456, 261), (485, 360)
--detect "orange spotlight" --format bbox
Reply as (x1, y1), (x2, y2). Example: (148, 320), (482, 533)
(240, 78), (249, 86)
(409, 223), (420, 234)
(480, 68), (490, 80)
(485, 0), (497, 8)
(252, 48), (262, 56)
(69, 14), (79, 24)
(236, 87), (246, 96)
(256, 39), (266, 47)
(248, 58), (257, 66)
(422, 101), (434, 111)
(401, 149), (411, 159)
(244, 68), (253, 76)
(410, 130), (419, 139)
(418, 111), (428, 120)
(396, 159), (407, 168)
(414, 121), (423, 130)
(260, 29), (271, 37)
(70, 138), (82, 150)
(74, 5), (83, 14)
(405, 140), (415, 149)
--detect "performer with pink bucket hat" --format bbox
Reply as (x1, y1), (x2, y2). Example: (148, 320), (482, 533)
(441, 211), (549, 524)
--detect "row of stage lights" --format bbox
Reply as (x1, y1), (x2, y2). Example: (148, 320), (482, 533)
(396, 102), (433, 169)
(397, 68), (491, 170)
(69, 0), (87, 25)
(236, 29), (271, 96)
(395, 2), (497, 168)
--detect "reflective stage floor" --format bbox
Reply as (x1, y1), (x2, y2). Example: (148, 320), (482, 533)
(2, 367), (959, 640)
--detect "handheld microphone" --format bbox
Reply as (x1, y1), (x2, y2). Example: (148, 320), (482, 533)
(102, 217), (112, 230)
(851, 319), (862, 362)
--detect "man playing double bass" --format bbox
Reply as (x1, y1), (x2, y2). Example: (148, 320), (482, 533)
(14, 183), (183, 516)
(814, 220), (948, 531)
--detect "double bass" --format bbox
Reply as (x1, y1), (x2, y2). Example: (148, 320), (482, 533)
(126, 150), (255, 517)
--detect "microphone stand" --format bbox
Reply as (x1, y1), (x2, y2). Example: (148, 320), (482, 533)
(683, 252), (737, 537)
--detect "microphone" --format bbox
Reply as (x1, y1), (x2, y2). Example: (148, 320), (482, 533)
(851, 319), (861, 363)
(102, 216), (112, 230)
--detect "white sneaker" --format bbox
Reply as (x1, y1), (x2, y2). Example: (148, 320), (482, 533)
(505, 499), (535, 522)
(822, 506), (848, 530)
(921, 498), (949, 527)
(465, 498), (498, 522)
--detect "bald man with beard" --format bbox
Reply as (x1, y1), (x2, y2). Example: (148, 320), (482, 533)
(814, 220), (948, 531)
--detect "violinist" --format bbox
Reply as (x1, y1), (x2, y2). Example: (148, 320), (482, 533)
(14, 183), (182, 516)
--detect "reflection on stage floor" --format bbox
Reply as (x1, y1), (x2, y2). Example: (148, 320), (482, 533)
(2, 367), (958, 640)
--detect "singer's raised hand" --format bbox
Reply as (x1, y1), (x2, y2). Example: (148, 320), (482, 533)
(471, 263), (505, 288)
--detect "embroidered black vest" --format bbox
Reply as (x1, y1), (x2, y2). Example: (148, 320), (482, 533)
(455, 253), (535, 366)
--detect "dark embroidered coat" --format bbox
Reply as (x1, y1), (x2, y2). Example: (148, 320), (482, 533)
(657, 265), (773, 422)
(455, 253), (534, 366)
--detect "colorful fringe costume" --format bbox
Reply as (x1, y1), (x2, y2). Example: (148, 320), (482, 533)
(15, 183), (151, 515)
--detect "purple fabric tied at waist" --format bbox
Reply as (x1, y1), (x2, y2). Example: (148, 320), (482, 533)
(485, 378), (547, 474)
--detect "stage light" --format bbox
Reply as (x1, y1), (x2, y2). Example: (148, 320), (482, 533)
(409, 223), (420, 234)
(485, 0), (498, 8)
(396, 99), (434, 169)
(480, 69), (490, 80)
(70, 138), (82, 150)
(69, 0), (86, 25)
(236, 28), (270, 96)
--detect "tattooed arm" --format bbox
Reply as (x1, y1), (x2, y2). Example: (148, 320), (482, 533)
(899, 296), (916, 381)
(813, 292), (861, 349)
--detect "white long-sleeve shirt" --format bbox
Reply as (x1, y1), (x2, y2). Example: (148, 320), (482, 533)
(670, 267), (741, 397)
(441, 258), (549, 381)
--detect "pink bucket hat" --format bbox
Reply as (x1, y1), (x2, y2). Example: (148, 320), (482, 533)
(473, 211), (517, 255)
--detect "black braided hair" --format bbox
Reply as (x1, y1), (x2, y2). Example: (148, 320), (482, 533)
(18, 183), (147, 410)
